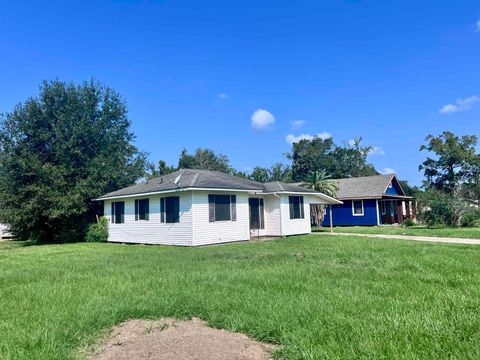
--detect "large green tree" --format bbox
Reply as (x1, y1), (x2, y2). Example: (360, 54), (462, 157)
(249, 163), (292, 183)
(288, 136), (378, 181)
(419, 131), (479, 194)
(148, 160), (177, 179)
(178, 148), (232, 173)
(0, 80), (148, 243)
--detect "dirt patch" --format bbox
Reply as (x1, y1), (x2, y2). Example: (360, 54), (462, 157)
(89, 318), (277, 360)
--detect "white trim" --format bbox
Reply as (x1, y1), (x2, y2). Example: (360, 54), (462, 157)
(375, 200), (380, 225)
(95, 187), (261, 201)
(263, 191), (342, 205)
(97, 188), (343, 204)
(352, 200), (364, 216)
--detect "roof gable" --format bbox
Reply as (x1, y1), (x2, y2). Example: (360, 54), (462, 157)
(384, 176), (405, 196)
(334, 174), (405, 199)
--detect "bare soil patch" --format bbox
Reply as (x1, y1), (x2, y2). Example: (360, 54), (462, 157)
(89, 318), (277, 360)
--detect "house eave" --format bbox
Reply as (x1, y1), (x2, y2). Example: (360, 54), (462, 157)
(94, 187), (264, 201)
(261, 191), (342, 205)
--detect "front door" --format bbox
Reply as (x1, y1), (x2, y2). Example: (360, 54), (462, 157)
(249, 198), (264, 230)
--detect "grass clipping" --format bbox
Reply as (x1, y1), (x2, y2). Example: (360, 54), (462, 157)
(89, 318), (277, 360)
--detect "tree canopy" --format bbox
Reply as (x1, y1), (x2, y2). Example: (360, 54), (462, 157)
(288, 136), (378, 181)
(0, 80), (148, 243)
(249, 163), (292, 183)
(178, 148), (232, 173)
(419, 131), (479, 195)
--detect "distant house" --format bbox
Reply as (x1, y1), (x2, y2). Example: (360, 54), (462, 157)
(322, 174), (415, 226)
(95, 169), (341, 246)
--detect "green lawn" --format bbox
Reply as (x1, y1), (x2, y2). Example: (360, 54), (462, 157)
(1, 236), (480, 360)
(314, 225), (480, 239)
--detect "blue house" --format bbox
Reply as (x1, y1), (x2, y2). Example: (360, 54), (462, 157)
(323, 174), (415, 226)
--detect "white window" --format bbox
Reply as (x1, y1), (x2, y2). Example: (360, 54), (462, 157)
(352, 200), (364, 216)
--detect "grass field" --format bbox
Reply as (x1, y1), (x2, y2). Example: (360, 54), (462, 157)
(314, 225), (480, 239)
(1, 236), (479, 359)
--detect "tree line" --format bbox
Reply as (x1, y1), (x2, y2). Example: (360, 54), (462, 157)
(0, 80), (478, 243)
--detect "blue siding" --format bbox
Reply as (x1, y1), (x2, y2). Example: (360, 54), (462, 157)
(323, 199), (378, 226)
(384, 178), (403, 195)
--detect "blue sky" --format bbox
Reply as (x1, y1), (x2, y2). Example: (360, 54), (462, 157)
(1, 1), (479, 185)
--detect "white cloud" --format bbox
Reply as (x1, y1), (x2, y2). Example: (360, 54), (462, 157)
(348, 139), (356, 146)
(368, 146), (385, 156)
(382, 167), (396, 174)
(290, 119), (305, 129)
(476, 19), (480, 32)
(251, 109), (275, 130)
(439, 95), (480, 114)
(285, 132), (332, 145)
(217, 93), (228, 100)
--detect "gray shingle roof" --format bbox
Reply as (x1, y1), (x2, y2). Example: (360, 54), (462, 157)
(96, 169), (318, 200)
(333, 174), (398, 199)
(263, 181), (317, 193)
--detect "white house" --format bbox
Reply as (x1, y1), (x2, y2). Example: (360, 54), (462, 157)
(94, 169), (341, 246)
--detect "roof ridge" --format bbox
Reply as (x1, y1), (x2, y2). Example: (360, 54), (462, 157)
(190, 172), (200, 187)
(333, 174), (393, 182)
(276, 181), (285, 191)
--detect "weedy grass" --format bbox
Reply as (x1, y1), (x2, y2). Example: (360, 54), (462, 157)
(0, 235), (479, 359)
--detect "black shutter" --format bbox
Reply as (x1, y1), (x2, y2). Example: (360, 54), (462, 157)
(289, 196), (294, 219)
(120, 202), (125, 223)
(160, 198), (165, 223)
(135, 200), (139, 221)
(208, 195), (215, 222)
(174, 197), (180, 223)
(231, 195), (236, 221)
(259, 198), (264, 229)
(111, 202), (114, 223)
(145, 199), (149, 220)
(300, 196), (304, 219)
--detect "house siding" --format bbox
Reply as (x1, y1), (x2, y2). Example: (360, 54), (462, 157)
(385, 180), (402, 195)
(263, 195), (282, 236)
(104, 192), (193, 245)
(192, 191), (250, 246)
(323, 199), (378, 226)
(279, 194), (311, 236)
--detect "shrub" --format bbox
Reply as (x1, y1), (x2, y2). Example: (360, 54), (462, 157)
(461, 209), (480, 227)
(403, 218), (415, 227)
(85, 217), (108, 242)
(417, 189), (468, 227)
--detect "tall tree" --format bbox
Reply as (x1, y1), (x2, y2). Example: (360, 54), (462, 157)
(250, 167), (271, 182)
(288, 136), (378, 181)
(0, 80), (148, 243)
(249, 163), (292, 183)
(301, 170), (338, 226)
(178, 148), (232, 173)
(148, 160), (177, 179)
(419, 131), (478, 194)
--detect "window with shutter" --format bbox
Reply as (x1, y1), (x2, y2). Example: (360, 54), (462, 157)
(230, 195), (236, 221)
(289, 196), (304, 219)
(208, 194), (235, 222)
(165, 196), (180, 223)
(135, 199), (149, 221)
(208, 195), (215, 222)
(113, 201), (125, 224)
(160, 198), (165, 222)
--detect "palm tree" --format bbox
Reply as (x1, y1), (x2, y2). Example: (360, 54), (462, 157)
(302, 170), (338, 226)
